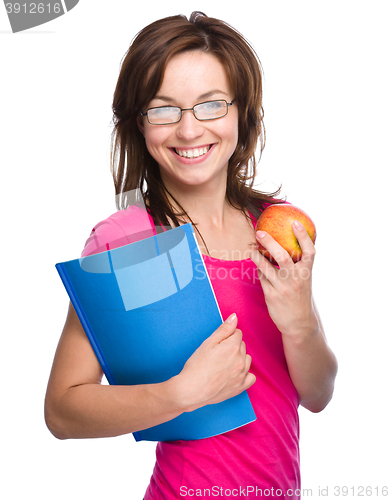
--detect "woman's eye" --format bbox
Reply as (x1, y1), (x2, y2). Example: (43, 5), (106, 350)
(154, 107), (172, 115)
(205, 101), (223, 109)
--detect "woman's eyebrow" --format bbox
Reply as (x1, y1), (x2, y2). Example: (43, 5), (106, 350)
(153, 95), (175, 103)
(153, 90), (229, 104)
(197, 90), (229, 100)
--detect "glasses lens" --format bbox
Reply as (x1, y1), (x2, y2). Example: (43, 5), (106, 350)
(147, 106), (181, 124)
(194, 100), (228, 120)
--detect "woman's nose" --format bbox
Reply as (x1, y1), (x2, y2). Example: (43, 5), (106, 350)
(175, 110), (204, 141)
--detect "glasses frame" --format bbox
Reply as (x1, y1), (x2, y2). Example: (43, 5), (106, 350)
(139, 99), (236, 125)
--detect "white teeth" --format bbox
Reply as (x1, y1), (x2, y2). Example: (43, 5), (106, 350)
(175, 146), (210, 159)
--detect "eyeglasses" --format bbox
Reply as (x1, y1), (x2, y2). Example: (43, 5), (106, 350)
(140, 99), (235, 125)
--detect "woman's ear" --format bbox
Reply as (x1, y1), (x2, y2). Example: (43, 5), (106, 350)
(137, 114), (145, 136)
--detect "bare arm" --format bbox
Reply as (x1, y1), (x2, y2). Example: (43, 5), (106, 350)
(280, 299), (338, 412)
(44, 304), (255, 440)
(44, 303), (185, 439)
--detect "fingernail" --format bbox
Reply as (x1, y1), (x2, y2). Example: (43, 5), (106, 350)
(293, 221), (304, 230)
(256, 230), (266, 239)
(225, 313), (237, 324)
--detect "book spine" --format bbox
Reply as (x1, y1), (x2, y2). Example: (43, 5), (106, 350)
(55, 263), (117, 385)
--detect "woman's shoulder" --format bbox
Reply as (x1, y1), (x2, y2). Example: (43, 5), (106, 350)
(81, 204), (155, 257)
(247, 195), (289, 219)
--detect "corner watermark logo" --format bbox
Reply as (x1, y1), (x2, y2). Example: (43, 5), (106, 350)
(4, 0), (79, 33)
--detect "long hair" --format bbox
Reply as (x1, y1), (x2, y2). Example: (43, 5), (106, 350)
(111, 11), (281, 229)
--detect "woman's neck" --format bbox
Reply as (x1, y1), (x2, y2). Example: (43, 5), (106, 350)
(162, 177), (233, 230)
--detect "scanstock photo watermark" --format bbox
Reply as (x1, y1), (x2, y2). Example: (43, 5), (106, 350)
(179, 485), (389, 497)
(3, 0), (79, 32)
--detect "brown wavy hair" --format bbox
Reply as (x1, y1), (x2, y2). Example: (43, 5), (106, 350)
(111, 11), (281, 230)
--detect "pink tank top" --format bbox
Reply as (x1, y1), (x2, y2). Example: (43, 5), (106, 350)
(81, 205), (301, 500)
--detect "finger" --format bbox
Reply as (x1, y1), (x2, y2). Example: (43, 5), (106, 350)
(255, 230), (293, 269)
(237, 354), (253, 385)
(224, 328), (243, 346)
(245, 353), (252, 372)
(240, 339), (247, 357)
(239, 357), (255, 390)
(250, 248), (278, 287)
(292, 221), (316, 266)
(207, 313), (238, 346)
(244, 371), (256, 390)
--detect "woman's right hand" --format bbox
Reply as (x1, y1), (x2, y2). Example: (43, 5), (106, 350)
(45, 306), (254, 440)
(172, 313), (256, 412)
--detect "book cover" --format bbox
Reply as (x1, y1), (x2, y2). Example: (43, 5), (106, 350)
(55, 223), (256, 442)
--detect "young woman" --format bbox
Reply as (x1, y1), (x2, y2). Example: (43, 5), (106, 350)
(45, 12), (338, 499)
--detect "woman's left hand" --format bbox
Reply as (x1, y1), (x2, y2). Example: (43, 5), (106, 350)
(250, 220), (318, 338)
(251, 220), (338, 412)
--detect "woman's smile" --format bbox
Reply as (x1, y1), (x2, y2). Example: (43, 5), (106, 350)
(170, 144), (216, 164)
(173, 145), (211, 159)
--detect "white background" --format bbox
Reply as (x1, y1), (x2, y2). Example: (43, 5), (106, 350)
(1, 1), (389, 498)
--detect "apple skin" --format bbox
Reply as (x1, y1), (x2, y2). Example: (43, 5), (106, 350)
(255, 204), (316, 263)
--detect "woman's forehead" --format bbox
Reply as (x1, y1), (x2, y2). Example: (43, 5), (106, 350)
(153, 50), (232, 103)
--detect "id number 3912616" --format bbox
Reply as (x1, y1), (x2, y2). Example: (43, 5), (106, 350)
(331, 486), (388, 497)
(5, 3), (62, 14)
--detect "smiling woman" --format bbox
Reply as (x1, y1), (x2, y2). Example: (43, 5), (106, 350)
(110, 12), (279, 228)
(45, 11), (337, 500)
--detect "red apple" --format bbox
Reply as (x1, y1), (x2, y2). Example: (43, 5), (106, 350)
(255, 204), (316, 263)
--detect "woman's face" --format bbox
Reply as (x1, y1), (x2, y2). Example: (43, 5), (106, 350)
(138, 50), (239, 194)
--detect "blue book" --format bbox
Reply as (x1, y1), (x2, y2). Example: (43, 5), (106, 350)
(55, 223), (256, 442)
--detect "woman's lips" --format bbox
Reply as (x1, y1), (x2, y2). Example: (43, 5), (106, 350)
(171, 144), (215, 163)
(174, 145), (211, 159)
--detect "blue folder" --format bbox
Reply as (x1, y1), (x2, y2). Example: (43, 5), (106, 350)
(55, 223), (256, 441)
